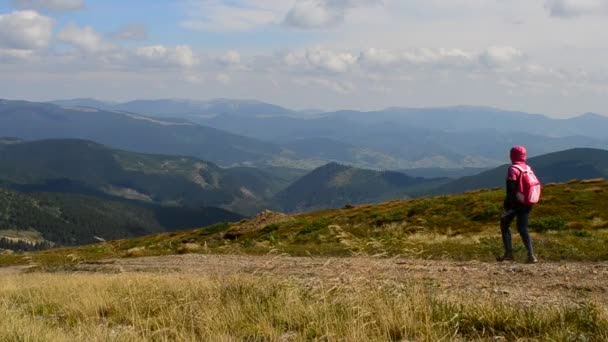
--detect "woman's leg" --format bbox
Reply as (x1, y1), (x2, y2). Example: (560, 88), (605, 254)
(500, 210), (517, 258)
(516, 207), (536, 260)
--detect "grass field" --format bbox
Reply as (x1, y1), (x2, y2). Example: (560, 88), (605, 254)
(1, 270), (607, 341)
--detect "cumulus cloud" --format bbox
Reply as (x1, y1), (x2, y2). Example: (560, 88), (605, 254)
(478, 46), (524, 67)
(285, 49), (358, 73)
(359, 48), (475, 68)
(110, 24), (147, 41)
(284, 0), (381, 29)
(544, 0), (608, 18)
(11, 0), (84, 12)
(0, 10), (54, 50)
(58, 23), (114, 53)
(135, 45), (200, 68)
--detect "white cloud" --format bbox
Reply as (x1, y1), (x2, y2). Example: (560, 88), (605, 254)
(478, 46), (524, 67)
(359, 48), (475, 68)
(11, 0), (84, 11)
(58, 23), (114, 53)
(110, 24), (147, 41)
(136, 45), (200, 68)
(284, 0), (381, 29)
(181, 0), (289, 31)
(0, 10), (54, 50)
(544, 0), (608, 18)
(285, 49), (358, 73)
(220, 50), (241, 65)
(0, 48), (34, 62)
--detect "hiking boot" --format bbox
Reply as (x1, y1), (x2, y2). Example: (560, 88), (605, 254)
(496, 255), (514, 262)
(526, 255), (538, 264)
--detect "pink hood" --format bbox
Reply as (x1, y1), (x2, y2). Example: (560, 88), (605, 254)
(510, 146), (527, 165)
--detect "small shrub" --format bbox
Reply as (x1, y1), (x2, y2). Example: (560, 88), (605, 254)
(571, 230), (592, 238)
(407, 200), (432, 217)
(530, 217), (566, 232)
(125, 247), (146, 257)
(469, 202), (501, 222)
(199, 222), (231, 236)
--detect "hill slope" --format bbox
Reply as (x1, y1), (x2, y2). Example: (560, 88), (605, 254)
(272, 162), (447, 212)
(0, 138), (293, 215)
(4, 179), (607, 266)
(436, 148), (608, 195)
(0, 188), (242, 248)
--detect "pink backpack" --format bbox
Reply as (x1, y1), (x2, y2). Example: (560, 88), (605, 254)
(511, 164), (542, 205)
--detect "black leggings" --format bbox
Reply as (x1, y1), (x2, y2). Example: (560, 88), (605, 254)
(500, 206), (534, 256)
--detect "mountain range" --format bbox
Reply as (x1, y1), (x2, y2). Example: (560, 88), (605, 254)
(1, 135), (607, 248)
(41, 98), (608, 169)
(0, 138), (441, 214)
(0, 138), (307, 216)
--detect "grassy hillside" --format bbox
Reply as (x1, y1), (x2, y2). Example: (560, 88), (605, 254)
(4, 178), (607, 267)
(273, 162), (447, 212)
(0, 188), (242, 247)
(0, 139), (296, 215)
(437, 148), (608, 195)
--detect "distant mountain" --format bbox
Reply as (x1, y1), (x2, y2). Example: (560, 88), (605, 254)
(0, 138), (298, 215)
(0, 187), (242, 247)
(49, 98), (118, 109)
(33, 99), (608, 169)
(0, 99), (289, 167)
(50, 98), (297, 119)
(400, 167), (489, 179)
(199, 112), (607, 168)
(326, 106), (608, 140)
(435, 148), (608, 195)
(273, 162), (448, 212)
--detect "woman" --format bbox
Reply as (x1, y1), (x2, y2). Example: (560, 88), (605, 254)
(497, 145), (539, 264)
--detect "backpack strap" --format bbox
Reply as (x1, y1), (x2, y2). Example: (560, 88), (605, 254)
(511, 164), (529, 173)
(510, 164), (529, 183)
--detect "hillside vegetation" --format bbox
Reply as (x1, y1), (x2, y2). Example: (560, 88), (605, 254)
(3, 179), (607, 267)
(0, 138), (300, 215)
(0, 188), (241, 247)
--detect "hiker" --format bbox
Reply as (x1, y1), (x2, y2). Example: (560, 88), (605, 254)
(497, 146), (540, 264)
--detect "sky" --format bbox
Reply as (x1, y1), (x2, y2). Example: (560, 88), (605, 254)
(0, 0), (607, 117)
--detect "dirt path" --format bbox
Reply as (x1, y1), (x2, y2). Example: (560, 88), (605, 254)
(69, 254), (608, 307)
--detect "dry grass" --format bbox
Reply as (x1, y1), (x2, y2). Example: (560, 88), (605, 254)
(0, 271), (607, 341)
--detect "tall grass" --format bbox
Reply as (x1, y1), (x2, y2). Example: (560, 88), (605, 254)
(1, 272), (606, 341)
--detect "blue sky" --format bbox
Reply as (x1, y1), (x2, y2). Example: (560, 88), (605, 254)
(1, 0), (608, 117)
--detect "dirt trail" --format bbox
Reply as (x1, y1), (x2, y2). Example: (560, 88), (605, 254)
(72, 254), (608, 307)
